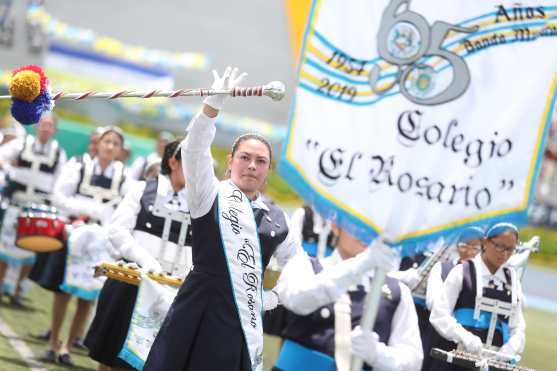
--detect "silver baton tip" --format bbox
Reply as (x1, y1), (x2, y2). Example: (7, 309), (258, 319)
(263, 81), (286, 101)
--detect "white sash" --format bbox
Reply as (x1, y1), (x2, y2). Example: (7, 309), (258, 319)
(119, 274), (177, 370)
(218, 180), (263, 371)
(61, 224), (111, 300)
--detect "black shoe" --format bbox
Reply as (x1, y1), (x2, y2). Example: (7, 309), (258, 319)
(58, 353), (75, 366)
(72, 337), (88, 350)
(41, 349), (58, 363)
(9, 296), (24, 308)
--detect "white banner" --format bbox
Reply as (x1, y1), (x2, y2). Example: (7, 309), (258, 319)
(60, 224), (111, 300)
(119, 275), (177, 371)
(279, 0), (557, 253)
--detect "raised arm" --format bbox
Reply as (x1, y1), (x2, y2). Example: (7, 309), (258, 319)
(182, 67), (247, 218)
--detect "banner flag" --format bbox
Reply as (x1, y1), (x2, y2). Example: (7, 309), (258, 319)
(118, 275), (177, 370)
(60, 224), (111, 301)
(278, 0), (557, 254)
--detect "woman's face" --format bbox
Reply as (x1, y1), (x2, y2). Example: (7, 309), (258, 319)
(227, 139), (271, 197)
(483, 231), (517, 270)
(335, 227), (366, 259)
(457, 238), (482, 261)
(97, 132), (123, 163)
(36, 115), (56, 143)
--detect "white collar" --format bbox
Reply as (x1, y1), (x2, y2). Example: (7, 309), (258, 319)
(92, 158), (115, 177)
(250, 193), (270, 211)
(474, 254), (508, 283)
(32, 138), (50, 152)
(157, 174), (189, 211)
(323, 249), (344, 267)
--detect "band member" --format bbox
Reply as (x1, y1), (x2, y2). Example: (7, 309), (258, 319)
(144, 67), (383, 371)
(266, 226), (422, 371)
(416, 227), (483, 371)
(0, 113), (66, 306)
(31, 126), (129, 365)
(430, 223), (526, 371)
(31, 126), (104, 345)
(128, 131), (174, 180)
(289, 204), (338, 259)
(85, 139), (192, 371)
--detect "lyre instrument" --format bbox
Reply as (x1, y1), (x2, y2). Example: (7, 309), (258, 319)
(411, 239), (453, 297)
(94, 262), (184, 287)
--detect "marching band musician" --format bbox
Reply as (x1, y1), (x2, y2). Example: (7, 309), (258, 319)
(30, 126), (103, 346)
(263, 205), (339, 337)
(143, 67), (386, 371)
(268, 225), (423, 371)
(85, 139), (193, 371)
(0, 113), (66, 307)
(418, 227), (483, 371)
(30, 126), (131, 365)
(128, 131), (174, 181)
(429, 223), (526, 371)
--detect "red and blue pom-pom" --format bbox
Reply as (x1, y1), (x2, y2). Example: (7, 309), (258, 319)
(9, 65), (54, 125)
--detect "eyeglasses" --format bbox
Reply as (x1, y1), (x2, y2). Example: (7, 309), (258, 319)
(457, 242), (482, 252)
(487, 239), (516, 254)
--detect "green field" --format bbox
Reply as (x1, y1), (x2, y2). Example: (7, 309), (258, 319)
(0, 285), (555, 371)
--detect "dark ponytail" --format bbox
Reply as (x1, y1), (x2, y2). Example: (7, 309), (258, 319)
(160, 138), (183, 175)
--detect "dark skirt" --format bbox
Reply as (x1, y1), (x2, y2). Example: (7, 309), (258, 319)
(28, 244), (67, 293)
(85, 278), (138, 368)
(143, 271), (251, 371)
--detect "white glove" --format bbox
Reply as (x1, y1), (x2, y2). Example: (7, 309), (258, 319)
(125, 246), (162, 272)
(460, 331), (483, 354)
(262, 289), (279, 311)
(360, 238), (400, 273)
(204, 66), (247, 110)
(351, 326), (380, 366)
(499, 342), (517, 356)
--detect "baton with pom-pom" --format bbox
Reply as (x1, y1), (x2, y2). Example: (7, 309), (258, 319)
(4, 65), (286, 125)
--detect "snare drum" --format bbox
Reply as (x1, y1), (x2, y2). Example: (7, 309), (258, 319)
(16, 204), (66, 252)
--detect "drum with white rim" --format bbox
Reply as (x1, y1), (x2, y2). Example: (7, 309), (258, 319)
(16, 203), (66, 252)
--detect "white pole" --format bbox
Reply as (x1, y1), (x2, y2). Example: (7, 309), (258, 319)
(316, 220), (332, 262)
(349, 267), (387, 371)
